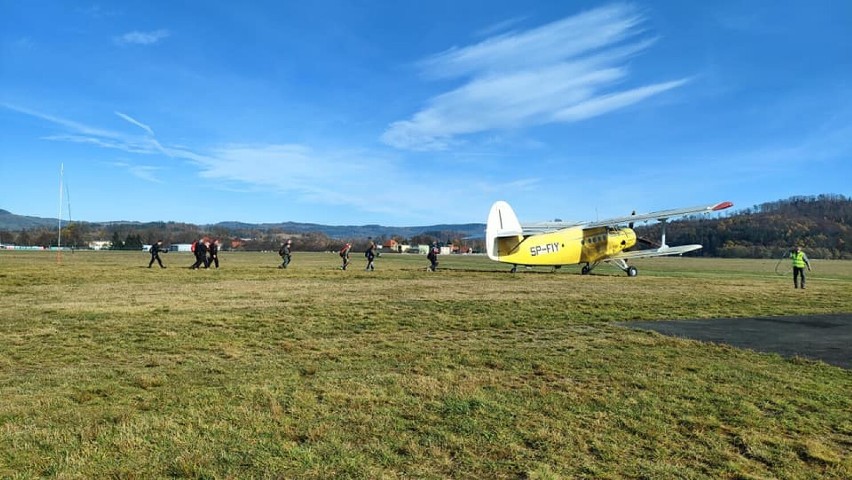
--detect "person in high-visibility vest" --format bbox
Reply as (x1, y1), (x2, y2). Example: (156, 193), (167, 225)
(790, 246), (811, 289)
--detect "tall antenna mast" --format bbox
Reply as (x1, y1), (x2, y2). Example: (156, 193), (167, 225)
(65, 179), (72, 228)
(57, 163), (63, 264)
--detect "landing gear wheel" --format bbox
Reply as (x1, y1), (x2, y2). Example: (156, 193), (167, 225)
(581, 265), (591, 275)
(510, 265), (518, 273)
(627, 266), (638, 277)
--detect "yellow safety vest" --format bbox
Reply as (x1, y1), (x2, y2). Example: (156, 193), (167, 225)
(791, 251), (806, 268)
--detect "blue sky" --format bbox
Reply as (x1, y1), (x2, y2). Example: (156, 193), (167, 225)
(1, 1), (850, 226)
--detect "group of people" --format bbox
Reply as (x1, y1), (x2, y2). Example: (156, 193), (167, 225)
(148, 237), (439, 272)
(190, 238), (221, 269)
(280, 238), (440, 272)
(148, 240), (815, 288)
(147, 238), (220, 269)
(289, 238), (382, 271)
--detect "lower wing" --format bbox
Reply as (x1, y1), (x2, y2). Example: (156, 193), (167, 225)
(609, 244), (702, 260)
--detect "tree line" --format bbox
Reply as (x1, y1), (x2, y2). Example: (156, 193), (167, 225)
(635, 194), (851, 259)
(2, 221), (474, 254)
(3, 195), (849, 259)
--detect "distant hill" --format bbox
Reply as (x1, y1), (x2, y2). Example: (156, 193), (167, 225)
(211, 221), (486, 240)
(0, 209), (59, 230)
(0, 208), (486, 247)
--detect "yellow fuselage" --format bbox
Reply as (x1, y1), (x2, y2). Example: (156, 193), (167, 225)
(494, 226), (637, 266)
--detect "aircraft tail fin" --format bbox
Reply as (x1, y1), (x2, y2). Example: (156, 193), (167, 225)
(486, 201), (523, 261)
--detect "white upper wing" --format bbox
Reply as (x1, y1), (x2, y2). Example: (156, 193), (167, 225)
(584, 201), (734, 229)
(518, 201), (732, 235)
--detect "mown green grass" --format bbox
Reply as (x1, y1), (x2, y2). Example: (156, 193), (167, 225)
(1, 251), (850, 479)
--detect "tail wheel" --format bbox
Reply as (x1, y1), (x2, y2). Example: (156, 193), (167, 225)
(581, 265), (591, 275)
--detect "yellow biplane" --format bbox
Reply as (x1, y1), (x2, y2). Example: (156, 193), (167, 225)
(486, 200), (733, 276)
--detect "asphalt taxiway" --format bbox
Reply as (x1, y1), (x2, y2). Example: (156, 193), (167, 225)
(624, 313), (851, 369)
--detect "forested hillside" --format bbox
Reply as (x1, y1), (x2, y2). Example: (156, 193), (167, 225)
(635, 194), (851, 259)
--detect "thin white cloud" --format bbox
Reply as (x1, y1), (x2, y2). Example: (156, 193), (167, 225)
(114, 29), (170, 46)
(473, 16), (529, 38)
(115, 111), (155, 136)
(473, 177), (541, 194)
(77, 5), (120, 19)
(173, 143), (493, 220)
(382, 4), (689, 151)
(552, 79), (689, 121)
(2, 105), (171, 158)
(194, 144), (393, 208)
(3, 103), (122, 139)
(3, 104), (438, 216)
(110, 162), (164, 183)
(420, 5), (644, 80)
(5, 104), (589, 222)
(42, 134), (157, 154)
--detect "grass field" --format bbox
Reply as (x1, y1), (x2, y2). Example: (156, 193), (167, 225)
(1, 250), (850, 479)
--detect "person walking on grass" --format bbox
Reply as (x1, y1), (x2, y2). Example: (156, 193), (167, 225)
(427, 242), (440, 272)
(148, 240), (167, 268)
(365, 238), (376, 271)
(339, 243), (352, 270)
(190, 238), (209, 269)
(278, 239), (292, 269)
(208, 239), (220, 268)
(790, 245), (811, 289)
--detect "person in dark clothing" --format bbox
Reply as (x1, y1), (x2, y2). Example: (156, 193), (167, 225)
(208, 239), (220, 268)
(427, 242), (440, 272)
(339, 243), (352, 270)
(190, 239), (209, 269)
(365, 239), (376, 271)
(278, 239), (292, 269)
(148, 240), (167, 268)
